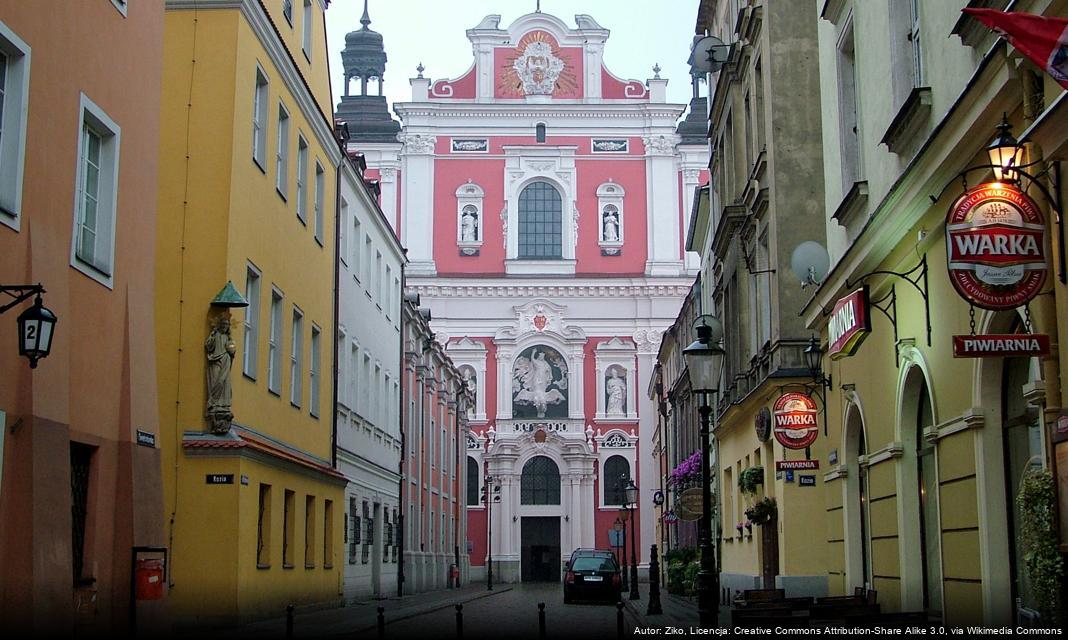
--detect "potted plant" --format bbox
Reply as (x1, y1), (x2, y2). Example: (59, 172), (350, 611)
(738, 466), (764, 495)
(744, 496), (777, 525)
(1017, 468), (1064, 623)
(735, 522), (744, 537)
(744, 520), (753, 535)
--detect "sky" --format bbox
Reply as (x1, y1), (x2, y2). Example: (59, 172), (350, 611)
(324, 0), (702, 112)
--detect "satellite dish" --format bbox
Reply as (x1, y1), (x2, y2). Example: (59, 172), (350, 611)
(790, 241), (830, 288)
(688, 35), (730, 74)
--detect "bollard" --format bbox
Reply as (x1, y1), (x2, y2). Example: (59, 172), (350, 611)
(647, 544), (663, 615)
(377, 606), (386, 639)
(455, 604), (464, 639)
(285, 604), (294, 639)
(616, 601), (625, 639)
(538, 602), (546, 639)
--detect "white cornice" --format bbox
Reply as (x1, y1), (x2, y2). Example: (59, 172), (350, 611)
(394, 102), (685, 120)
(407, 281), (693, 299)
(167, 0), (342, 165)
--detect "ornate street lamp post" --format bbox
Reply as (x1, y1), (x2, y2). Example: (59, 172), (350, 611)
(624, 478), (640, 600)
(1, 284), (58, 369)
(682, 315), (725, 627)
(481, 474), (501, 590)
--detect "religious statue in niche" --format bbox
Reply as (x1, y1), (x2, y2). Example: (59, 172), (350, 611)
(205, 314), (237, 434)
(606, 367), (627, 416)
(461, 205), (479, 242)
(512, 345), (568, 419)
(461, 366), (477, 418)
(602, 206), (620, 242)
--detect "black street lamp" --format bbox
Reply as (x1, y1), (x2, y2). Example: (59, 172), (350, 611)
(682, 315), (725, 628)
(987, 113), (1021, 183)
(2, 284), (57, 369)
(613, 517), (625, 572)
(624, 478), (640, 600)
(481, 474), (501, 590)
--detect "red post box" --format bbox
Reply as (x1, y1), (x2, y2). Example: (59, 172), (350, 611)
(134, 558), (165, 600)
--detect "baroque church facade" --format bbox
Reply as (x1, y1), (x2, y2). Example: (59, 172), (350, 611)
(338, 6), (708, 584)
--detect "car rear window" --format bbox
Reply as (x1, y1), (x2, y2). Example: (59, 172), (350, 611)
(572, 556), (617, 572)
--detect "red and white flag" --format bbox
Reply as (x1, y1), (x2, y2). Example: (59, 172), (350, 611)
(963, 8), (1068, 90)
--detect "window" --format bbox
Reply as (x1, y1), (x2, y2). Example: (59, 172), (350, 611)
(276, 104), (289, 198)
(309, 325), (321, 417)
(362, 353), (372, 415)
(384, 265), (392, 317)
(374, 251), (382, 301)
(314, 162), (324, 244)
(295, 135), (308, 223)
(517, 182), (562, 259)
(324, 499), (334, 568)
(363, 235), (372, 287)
(257, 484), (272, 567)
(754, 59), (766, 154)
(283, 489), (295, 567)
(290, 307), (303, 407)
(243, 264), (261, 378)
(253, 67), (268, 169)
(348, 497), (360, 563)
(466, 457), (479, 506)
(72, 95), (121, 283)
(304, 495), (316, 567)
(282, 0), (294, 25)
(890, 0), (924, 106)
(337, 329), (346, 406)
(339, 198), (349, 266)
(373, 364), (381, 426)
(836, 19), (862, 191)
(0, 22), (30, 228)
(110, 0), (128, 16)
(535, 123), (546, 143)
(361, 501), (372, 564)
(383, 511), (391, 562)
(520, 456), (560, 505)
(302, 0), (313, 59)
(268, 289), (283, 394)
(603, 455), (630, 506)
(352, 219), (362, 279)
(70, 443), (94, 583)
(349, 342), (359, 412)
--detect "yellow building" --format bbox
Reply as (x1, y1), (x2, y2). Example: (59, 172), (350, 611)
(155, 0), (344, 625)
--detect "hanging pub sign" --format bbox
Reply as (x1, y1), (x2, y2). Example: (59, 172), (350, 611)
(945, 183), (1047, 310)
(773, 392), (819, 450)
(952, 333), (1051, 358)
(754, 407), (772, 442)
(828, 286), (872, 360)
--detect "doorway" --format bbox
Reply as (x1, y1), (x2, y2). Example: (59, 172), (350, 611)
(521, 517), (560, 582)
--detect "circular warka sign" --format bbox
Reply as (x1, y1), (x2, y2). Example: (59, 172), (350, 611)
(773, 392), (819, 450)
(945, 183), (1047, 310)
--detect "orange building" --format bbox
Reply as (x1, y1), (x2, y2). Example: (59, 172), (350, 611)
(0, 1), (166, 634)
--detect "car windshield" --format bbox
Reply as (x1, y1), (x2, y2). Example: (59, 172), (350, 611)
(571, 556), (617, 572)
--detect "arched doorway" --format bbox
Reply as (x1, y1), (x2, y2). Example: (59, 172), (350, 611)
(520, 455), (562, 582)
(843, 403), (871, 590)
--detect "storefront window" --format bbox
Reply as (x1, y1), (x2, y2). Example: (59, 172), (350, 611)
(1002, 354), (1042, 613)
(915, 380), (942, 616)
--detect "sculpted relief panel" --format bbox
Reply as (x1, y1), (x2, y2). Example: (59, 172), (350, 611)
(512, 345), (569, 419)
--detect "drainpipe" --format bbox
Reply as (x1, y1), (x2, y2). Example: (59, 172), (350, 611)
(397, 262), (408, 597)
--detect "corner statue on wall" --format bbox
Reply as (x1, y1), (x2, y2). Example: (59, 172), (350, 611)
(205, 315), (237, 434)
(513, 347), (568, 418)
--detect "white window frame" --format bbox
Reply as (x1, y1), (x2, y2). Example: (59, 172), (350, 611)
(0, 21), (31, 230)
(384, 265), (392, 319)
(276, 103), (290, 199)
(70, 93), (121, 288)
(243, 262), (261, 379)
(252, 66), (269, 171)
(350, 341), (361, 413)
(339, 197), (349, 267)
(337, 328), (347, 409)
(352, 219), (363, 280)
(268, 288), (283, 395)
(313, 161), (324, 245)
(295, 134), (308, 223)
(282, 0), (294, 26)
(302, 0), (313, 61)
(310, 324), (321, 418)
(110, 0), (128, 17)
(290, 306), (304, 407)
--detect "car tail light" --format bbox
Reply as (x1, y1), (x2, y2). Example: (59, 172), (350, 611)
(565, 571), (575, 584)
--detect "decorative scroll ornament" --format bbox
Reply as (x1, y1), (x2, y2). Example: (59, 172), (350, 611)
(398, 133), (437, 155)
(513, 40), (565, 95)
(642, 135), (678, 156)
(601, 432), (630, 448)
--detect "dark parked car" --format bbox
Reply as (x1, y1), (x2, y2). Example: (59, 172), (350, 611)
(563, 549), (622, 603)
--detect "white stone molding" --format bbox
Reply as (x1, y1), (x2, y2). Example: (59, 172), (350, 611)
(641, 134), (679, 156)
(596, 182), (625, 255)
(593, 337), (638, 422)
(398, 133), (437, 155)
(502, 146), (578, 274)
(632, 329), (663, 355)
(409, 283), (692, 298)
(455, 182), (485, 255)
(447, 337), (489, 423)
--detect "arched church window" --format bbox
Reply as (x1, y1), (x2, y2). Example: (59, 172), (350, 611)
(521, 456), (560, 505)
(466, 456), (479, 506)
(518, 182), (562, 259)
(603, 456), (630, 506)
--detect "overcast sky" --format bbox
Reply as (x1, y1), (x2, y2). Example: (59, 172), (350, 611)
(324, 0), (702, 111)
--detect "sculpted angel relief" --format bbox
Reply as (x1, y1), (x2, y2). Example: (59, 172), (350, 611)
(512, 345), (569, 418)
(496, 31), (581, 99)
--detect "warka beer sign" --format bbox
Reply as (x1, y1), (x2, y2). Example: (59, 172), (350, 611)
(945, 183), (1047, 310)
(828, 286), (871, 360)
(773, 392), (819, 450)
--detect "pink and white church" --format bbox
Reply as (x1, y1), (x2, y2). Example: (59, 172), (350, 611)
(339, 6), (708, 584)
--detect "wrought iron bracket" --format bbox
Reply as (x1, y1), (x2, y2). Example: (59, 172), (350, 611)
(846, 255), (931, 347)
(0, 284), (45, 315)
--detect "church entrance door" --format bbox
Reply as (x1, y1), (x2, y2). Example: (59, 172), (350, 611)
(521, 516), (561, 582)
